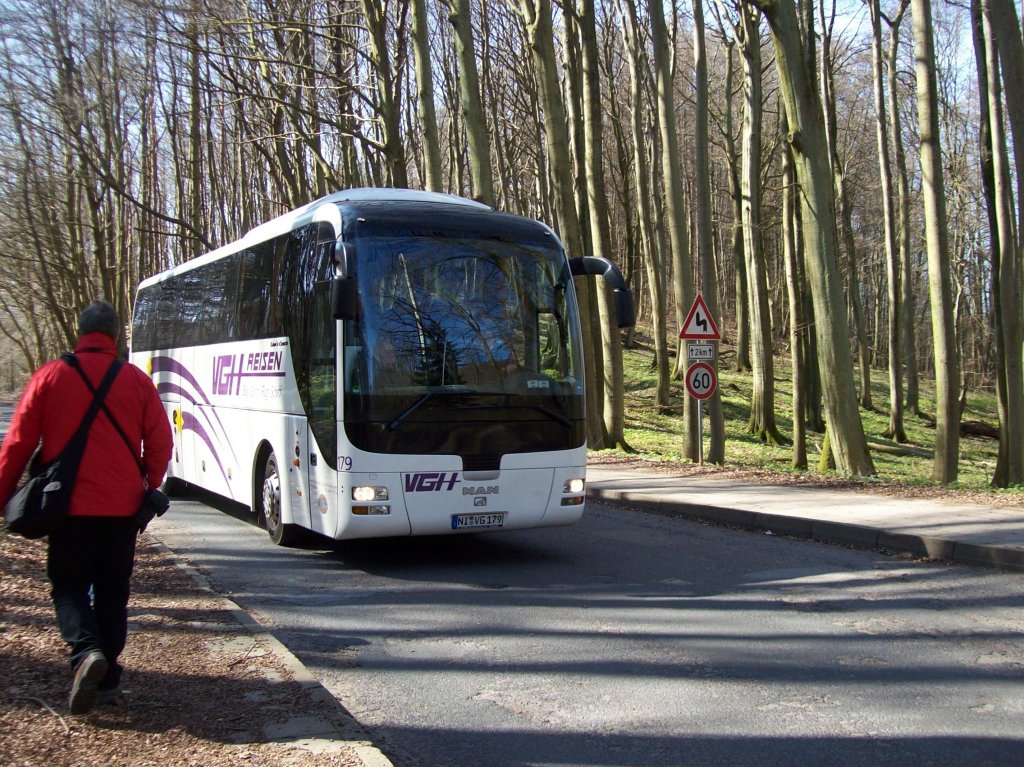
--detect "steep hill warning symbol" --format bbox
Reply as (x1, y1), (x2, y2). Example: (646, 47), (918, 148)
(679, 294), (721, 340)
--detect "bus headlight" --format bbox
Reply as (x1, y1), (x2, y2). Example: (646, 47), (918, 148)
(353, 486), (388, 502)
(563, 478), (585, 494)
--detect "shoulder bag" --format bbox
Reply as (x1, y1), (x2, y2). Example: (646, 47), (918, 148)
(3, 354), (123, 539)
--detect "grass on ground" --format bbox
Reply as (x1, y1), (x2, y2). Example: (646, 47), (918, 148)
(592, 335), (1020, 498)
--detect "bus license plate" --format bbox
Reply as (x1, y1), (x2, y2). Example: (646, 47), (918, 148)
(451, 512), (505, 530)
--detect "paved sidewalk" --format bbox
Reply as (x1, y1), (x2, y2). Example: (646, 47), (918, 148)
(587, 465), (1024, 572)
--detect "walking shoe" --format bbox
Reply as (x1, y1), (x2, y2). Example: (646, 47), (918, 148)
(69, 650), (108, 715)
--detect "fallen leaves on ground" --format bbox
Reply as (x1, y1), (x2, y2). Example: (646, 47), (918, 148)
(0, 531), (364, 767)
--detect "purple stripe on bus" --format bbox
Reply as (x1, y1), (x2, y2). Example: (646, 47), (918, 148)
(157, 381), (198, 405)
(152, 356), (213, 405)
(180, 411), (233, 491)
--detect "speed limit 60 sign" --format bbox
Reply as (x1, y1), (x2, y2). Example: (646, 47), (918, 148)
(685, 361), (717, 400)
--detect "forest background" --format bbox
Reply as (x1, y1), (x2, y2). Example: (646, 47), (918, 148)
(1, 0), (1023, 489)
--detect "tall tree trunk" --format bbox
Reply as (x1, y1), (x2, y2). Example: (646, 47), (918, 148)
(869, 0), (906, 442)
(886, 4), (920, 415)
(517, 0), (602, 446)
(578, 0), (629, 450)
(187, 11), (203, 262)
(360, 0), (408, 188)
(818, 0), (872, 410)
(738, 6), (785, 445)
(693, 0), (725, 463)
(412, 0), (444, 191)
(445, 0), (494, 204)
(781, 108), (807, 469)
(750, 0), (874, 476)
(649, 0), (699, 458)
(983, 0), (1024, 485)
(724, 42), (752, 373)
(911, 0), (960, 482)
(617, 0), (671, 408)
(974, 0), (1012, 488)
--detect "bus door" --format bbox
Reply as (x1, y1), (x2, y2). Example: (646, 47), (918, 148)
(173, 347), (194, 486)
(304, 280), (340, 536)
(150, 349), (187, 485)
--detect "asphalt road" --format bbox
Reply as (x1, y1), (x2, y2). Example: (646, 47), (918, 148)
(5, 394), (1017, 765)
(150, 489), (1024, 767)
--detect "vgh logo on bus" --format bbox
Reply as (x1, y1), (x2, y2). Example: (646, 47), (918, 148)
(214, 354), (244, 395)
(405, 472), (460, 492)
(213, 352), (285, 395)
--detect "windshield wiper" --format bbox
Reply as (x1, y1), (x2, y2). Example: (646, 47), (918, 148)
(387, 389), (481, 431)
(387, 392), (436, 431)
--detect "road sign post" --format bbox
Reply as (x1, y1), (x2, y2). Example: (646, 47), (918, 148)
(679, 295), (720, 466)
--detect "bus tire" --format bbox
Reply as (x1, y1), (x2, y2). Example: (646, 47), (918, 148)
(258, 451), (299, 546)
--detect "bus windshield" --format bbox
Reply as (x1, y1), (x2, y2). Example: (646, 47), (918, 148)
(343, 221), (586, 463)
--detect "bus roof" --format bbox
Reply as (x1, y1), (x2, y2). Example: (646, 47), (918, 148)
(137, 188), (492, 290)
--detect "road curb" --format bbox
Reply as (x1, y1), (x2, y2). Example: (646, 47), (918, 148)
(148, 537), (394, 767)
(588, 488), (1024, 573)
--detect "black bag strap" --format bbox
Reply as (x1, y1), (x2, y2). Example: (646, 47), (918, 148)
(62, 353), (145, 480)
(51, 354), (124, 483)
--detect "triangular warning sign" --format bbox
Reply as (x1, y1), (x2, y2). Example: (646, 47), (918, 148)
(679, 294), (720, 340)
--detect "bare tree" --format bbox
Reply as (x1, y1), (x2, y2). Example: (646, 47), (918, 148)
(819, 0), (872, 411)
(360, 0), (410, 187)
(444, 0), (495, 203)
(867, 0), (906, 442)
(979, 0), (1024, 486)
(693, 0), (727, 463)
(911, 0), (960, 482)
(411, 0), (444, 191)
(576, 0), (630, 450)
(723, 1), (786, 445)
(617, 0), (672, 408)
(649, 0), (699, 456)
(747, 0), (874, 476)
(514, 0), (603, 445)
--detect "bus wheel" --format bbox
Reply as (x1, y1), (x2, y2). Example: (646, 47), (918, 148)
(259, 452), (299, 546)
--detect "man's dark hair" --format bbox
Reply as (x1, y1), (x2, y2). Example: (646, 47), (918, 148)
(78, 299), (120, 340)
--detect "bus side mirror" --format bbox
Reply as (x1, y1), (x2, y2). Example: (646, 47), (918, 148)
(568, 256), (636, 329)
(332, 277), (359, 321)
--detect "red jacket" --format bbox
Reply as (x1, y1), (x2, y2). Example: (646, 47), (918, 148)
(0, 333), (172, 519)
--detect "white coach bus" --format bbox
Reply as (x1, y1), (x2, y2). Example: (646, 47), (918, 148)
(130, 189), (633, 545)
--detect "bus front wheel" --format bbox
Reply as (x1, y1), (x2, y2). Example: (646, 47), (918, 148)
(258, 452), (299, 546)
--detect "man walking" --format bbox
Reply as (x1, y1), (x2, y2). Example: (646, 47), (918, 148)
(0, 299), (172, 714)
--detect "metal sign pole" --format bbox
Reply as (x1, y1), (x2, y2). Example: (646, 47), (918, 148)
(698, 398), (704, 466)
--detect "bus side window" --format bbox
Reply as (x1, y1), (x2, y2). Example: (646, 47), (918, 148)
(132, 284), (160, 351)
(237, 245), (272, 340)
(154, 283), (178, 350)
(204, 256), (238, 344)
(176, 268), (205, 347)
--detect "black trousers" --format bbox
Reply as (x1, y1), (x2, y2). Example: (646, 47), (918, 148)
(47, 516), (138, 690)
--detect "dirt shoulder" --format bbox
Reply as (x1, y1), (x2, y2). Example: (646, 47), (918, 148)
(0, 531), (371, 767)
